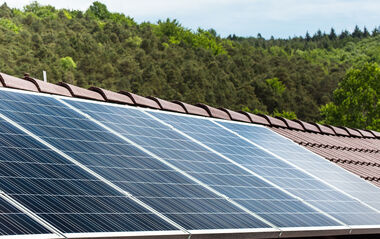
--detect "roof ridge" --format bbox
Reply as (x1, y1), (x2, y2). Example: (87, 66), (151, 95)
(0, 71), (378, 138)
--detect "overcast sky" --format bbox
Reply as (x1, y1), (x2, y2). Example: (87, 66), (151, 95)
(2, 0), (380, 38)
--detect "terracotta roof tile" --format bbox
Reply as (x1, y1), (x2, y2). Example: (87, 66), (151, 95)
(326, 125), (350, 137)
(58, 82), (104, 101)
(196, 103), (231, 120)
(276, 117), (304, 130)
(220, 109), (250, 122)
(314, 123), (335, 135)
(24, 76), (71, 97)
(172, 101), (209, 117)
(259, 114), (287, 127)
(148, 97), (186, 113)
(89, 87), (134, 104)
(296, 120), (320, 133)
(240, 112), (270, 125)
(340, 127), (362, 137)
(357, 129), (376, 138)
(369, 130), (380, 138)
(0, 73), (39, 92)
(119, 91), (160, 109)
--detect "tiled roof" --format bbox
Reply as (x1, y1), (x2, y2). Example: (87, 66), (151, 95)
(2, 72), (380, 187)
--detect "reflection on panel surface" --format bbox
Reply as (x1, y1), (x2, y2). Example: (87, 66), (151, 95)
(0, 90), (270, 230)
(151, 112), (380, 226)
(0, 91), (177, 233)
(219, 121), (380, 212)
(65, 99), (342, 228)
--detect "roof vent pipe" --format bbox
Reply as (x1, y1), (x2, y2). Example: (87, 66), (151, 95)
(43, 71), (47, 83)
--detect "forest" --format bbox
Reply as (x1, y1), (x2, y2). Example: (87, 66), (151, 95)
(0, 2), (379, 130)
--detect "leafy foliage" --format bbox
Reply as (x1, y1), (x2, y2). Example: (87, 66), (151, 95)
(0, 2), (379, 124)
(60, 57), (77, 70)
(320, 63), (380, 130)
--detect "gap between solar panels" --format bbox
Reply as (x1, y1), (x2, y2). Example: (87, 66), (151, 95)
(0, 190), (65, 239)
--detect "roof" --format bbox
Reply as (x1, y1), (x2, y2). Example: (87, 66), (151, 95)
(1, 72), (378, 188)
(1, 72), (380, 239)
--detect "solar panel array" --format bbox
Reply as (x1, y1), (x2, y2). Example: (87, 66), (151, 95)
(0, 87), (379, 238)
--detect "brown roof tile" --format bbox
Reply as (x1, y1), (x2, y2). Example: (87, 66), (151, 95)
(148, 97), (186, 113)
(0, 73), (39, 92)
(369, 130), (380, 138)
(196, 103), (231, 120)
(314, 123), (336, 135)
(341, 127), (362, 137)
(276, 117), (304, 130)
(296, 120), (320, 133)
(89, 87), (133, 104)
(220, 109), (250, 122)
(259, 114), (287, 127)
(119, 91), (160, 109)
(326, 125), (350, 137)
(240, 112), (270, 125)
(357, 129), (376, 138)
(24, 76), (71, 97)
(58, 82), (104, 101)
(172, 101), (209, 117)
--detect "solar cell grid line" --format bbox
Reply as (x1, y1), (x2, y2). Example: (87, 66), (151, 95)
(216, 121), (380, 213)
(60, 97), (347, 230)
(148, 111), (380, 227)
(0, 115), (181, 236)
(0, 88), (275, 233)
(0, 193), (56, 237)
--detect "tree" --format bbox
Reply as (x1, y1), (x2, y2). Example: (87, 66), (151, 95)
(352, 25), (363, 38)
(329, 28), (337, 40)
(87, 1), (110, 20)
(60, 56), (77, 70)
(320, 63), (380, 130)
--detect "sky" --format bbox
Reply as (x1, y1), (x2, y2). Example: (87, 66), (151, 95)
(1, 0), (380, 38)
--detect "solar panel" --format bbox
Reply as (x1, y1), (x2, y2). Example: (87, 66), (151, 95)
(0, 87), (380, 238)
(150, 111), (380, 226)
(0, 91), (180, 234)
(62, 98), (346, 228)
(217, 121), (380, 212)
(0, 89), (273, 231)
(0, 195), (52, 236)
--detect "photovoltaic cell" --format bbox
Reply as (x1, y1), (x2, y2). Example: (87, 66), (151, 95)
(0, 196), (51, 235)
(151, 112), (380, 226)
(64, 99), (344, 228)
(0, 92), (177, 233)
(0, 89), (270, 230)
(218, 121), (380, 213)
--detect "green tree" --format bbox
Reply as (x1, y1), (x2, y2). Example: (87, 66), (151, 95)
(320, 62), (380, 130)
(60, 56), (77, 70)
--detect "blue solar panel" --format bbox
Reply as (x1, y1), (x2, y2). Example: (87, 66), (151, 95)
(63, 99), (345, 228)
(0, 196), (51, 235)
(150, 112), (380, 226)
(218, 121), (380, 212)
(0, 89), (271, 230)
(0, 93), (177, 233)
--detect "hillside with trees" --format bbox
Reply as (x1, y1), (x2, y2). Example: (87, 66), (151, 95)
(0, 2), (379, 129)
